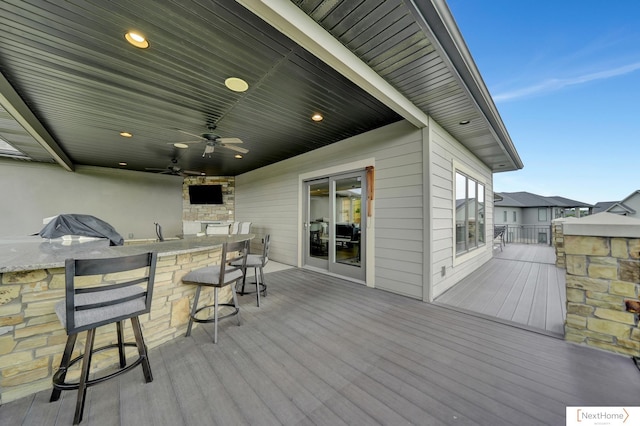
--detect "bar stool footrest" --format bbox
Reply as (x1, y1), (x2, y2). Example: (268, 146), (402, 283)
(238, 282), (267, 296)
(191, 303), (239, 323)
(51, 342), (147, 392)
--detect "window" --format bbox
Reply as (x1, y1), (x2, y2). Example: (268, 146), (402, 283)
(513, 211), (517, 222)
(538, 208), (547, 221)
(455, 171), (485, 254)
(503, 211), (507, 222)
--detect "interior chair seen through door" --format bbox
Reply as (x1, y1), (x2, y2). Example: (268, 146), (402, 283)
(50, 252), (157, 424)
(238, 221), (252, 234)
(182, 239), (248, 343)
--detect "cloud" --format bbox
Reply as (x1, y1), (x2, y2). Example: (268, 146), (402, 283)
(493, 62), (640, 102)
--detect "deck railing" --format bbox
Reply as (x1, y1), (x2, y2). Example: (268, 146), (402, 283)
(503, 224), (553, 245)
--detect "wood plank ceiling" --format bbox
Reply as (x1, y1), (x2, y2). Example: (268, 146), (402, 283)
(0, 0), (522, 177)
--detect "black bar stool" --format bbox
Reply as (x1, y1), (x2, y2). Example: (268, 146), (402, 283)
(183, 239), (248, 343)
(233, 234), (270, 307)
(50, 252), (157, 424)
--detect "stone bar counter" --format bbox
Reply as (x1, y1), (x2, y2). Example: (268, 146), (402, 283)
(0, 234), (252, 403)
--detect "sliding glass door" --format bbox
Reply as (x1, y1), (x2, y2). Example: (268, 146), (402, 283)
(304, 170), (366, 281)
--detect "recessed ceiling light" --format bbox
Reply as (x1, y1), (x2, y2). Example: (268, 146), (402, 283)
(119, 132), (133, 138)
(119, 162), (127, 166)
(234, 154), (243, 159)
(459, 120), (470, 125)
(125, 31), (149, 49)
(173, 143), (189, 149)
(311, 113), (323, 122)
(225, 77), (249, 92)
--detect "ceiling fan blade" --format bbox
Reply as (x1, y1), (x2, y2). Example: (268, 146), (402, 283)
(182, 170), (203, 175)
(177, 129), (203, 139)
(218, 137), (243, 144)
(222, 144), (249, 154)
(145, 167), (171, 172)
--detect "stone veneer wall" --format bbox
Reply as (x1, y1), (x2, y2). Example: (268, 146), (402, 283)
(552, 220), (566, 269)
(564, 234), (640, 357)
(0, 247), (226, 404)
(182, 176), (234, 222)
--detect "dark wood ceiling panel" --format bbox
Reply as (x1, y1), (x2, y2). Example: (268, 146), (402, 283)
(0, 0), (401, 175)
(0, 0), (520, 175)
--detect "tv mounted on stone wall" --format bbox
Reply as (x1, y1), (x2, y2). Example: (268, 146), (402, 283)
(188, 185), (223, 204)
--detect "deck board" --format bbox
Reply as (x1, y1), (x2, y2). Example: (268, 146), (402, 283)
(2, 267), (639, 426)
(437, 244), (566, 336)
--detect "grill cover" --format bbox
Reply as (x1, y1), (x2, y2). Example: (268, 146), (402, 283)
(39, 214), (124, 246)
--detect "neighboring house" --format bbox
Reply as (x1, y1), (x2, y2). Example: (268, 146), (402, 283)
(494, 191), (593, 243)
(592, 201), (619, 214)
(0, 1), (523, 303)
(594, 190), (640, 217)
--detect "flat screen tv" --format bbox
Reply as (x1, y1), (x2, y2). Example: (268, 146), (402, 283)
(188, 185), (223, 204)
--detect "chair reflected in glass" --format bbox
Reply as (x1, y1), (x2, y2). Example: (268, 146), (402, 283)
(309, 222), (328, 257)
(182, 239), (249, 343)
(50, 252), (157, 424)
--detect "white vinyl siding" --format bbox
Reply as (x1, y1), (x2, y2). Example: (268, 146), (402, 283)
(429, 119), (493, 299)
(235, 120), (425, 299)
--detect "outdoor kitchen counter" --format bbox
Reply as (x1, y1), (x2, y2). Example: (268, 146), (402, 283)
(0, 234), (253, 273)
(0, 234), (254, 404)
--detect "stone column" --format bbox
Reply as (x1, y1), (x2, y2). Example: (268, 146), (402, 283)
(563, 213), (640, 357)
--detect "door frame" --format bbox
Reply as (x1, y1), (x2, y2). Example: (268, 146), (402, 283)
(298, 159), (375, 287)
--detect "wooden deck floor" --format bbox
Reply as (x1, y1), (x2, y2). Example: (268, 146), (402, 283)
(2, 268), (639, 425)
(436, 244), (566, 336)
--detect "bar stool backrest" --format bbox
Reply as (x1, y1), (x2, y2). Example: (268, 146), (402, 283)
(238, 222), (252, 234)
(218, 239), (249, 285)
(63, 252), (157, 334)
(261, 234), (271, 266)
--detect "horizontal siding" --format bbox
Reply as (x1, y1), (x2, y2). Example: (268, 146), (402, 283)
(236, 120), (425, 298)
(428, 119), (493, 298)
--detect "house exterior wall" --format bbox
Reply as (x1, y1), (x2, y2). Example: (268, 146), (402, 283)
(621, 193), (640, 218)
(235, 120), (426, 299)
(428, 119), (493, 299)
(494, 207), (523, 226)
(0, 159), (183, 239)
(236, 118), (495, 301)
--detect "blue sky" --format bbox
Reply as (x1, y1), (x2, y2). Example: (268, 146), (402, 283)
(446, 0), (640, 205)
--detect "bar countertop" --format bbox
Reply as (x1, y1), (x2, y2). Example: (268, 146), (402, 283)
(0, 234), (254, 274)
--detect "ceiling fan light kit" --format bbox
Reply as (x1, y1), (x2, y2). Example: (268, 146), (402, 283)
(170, 123), (249, 159)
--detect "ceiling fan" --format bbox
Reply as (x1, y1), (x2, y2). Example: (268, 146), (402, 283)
(172, 124), (249, 158)
(145, 158), (202, 177)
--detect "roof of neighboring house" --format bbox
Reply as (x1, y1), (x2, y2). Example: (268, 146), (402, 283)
(494, 191), (593, 208)
(605, 202), (636, 215)
(593, 201), (618, 214)
(593, 190), (640, 214)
